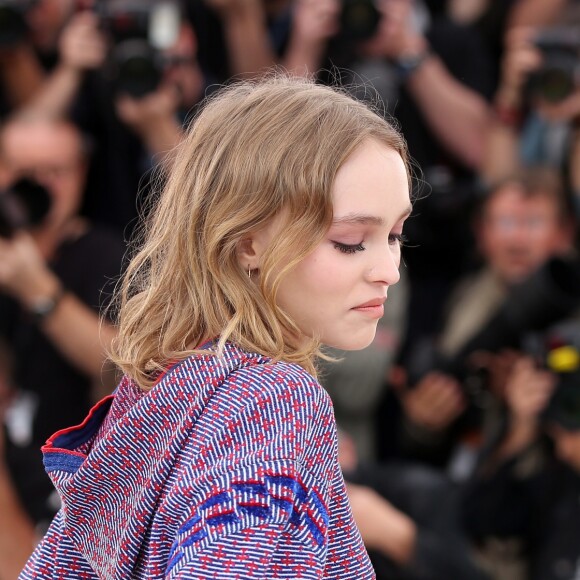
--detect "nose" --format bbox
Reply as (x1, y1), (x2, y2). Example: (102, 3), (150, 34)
(366, 248), (401, 286)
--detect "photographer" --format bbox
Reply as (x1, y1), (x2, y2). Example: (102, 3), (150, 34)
(483, 4), (580, 191)
(0, 117), (125, 570)
(22, 1), (204, 235)
(462, 323), (580, 580)
(0, 0), (116, 119)
(384, 167), (576, 471)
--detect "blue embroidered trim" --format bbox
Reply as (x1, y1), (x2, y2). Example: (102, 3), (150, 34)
(166, 473), (329, 575)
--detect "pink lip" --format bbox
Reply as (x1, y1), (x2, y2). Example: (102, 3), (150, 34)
(354, 297), (386, 308)
(352, 297), (386, 318)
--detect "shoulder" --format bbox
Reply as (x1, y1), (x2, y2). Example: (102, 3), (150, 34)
(180, 346), (338, 474)
(225, 358), (336, 444)
(182, 341), (334, 418)
(229, 358), (332, 410)
(159, 343), (338, 466)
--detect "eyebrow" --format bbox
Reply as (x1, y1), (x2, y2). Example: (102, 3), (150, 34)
(332, 205), (413, 226)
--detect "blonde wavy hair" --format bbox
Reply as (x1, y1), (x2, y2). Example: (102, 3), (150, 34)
(110, 75), (410, 390)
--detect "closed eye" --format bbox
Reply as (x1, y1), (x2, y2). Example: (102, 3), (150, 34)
(333, 241), (365, 254)
(389, 233), (408, 246)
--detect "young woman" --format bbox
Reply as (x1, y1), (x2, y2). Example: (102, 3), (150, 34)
(20, 76), (412, 579)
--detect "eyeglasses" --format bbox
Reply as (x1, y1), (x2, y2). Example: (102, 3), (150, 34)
(485, 215), (556, 235)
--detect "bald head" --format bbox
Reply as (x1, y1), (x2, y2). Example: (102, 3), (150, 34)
(0, 117), (89, 231)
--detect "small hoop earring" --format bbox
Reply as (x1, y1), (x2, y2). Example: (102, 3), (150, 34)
(248, 264), (252, 279)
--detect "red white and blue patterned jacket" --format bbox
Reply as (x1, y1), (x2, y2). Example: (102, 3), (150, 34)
(20, 341), (375, 579)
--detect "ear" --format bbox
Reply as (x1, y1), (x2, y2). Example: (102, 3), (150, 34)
(236, 226), (275, 272)
(236, 235), (261, 272)
(236, 214), (285, 272)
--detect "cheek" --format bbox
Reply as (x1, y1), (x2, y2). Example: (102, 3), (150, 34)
(306, 245), (357, 288)
(280, 247), (347, 313)
(293, 252), (338, 295)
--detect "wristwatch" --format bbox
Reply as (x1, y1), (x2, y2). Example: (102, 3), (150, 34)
(392, 50), (432, 82)
(28, 286), (66, 322)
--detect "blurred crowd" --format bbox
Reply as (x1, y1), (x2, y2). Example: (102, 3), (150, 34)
(2, 0), (580, 578)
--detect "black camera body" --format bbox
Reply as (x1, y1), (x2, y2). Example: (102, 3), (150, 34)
(0, 178), (51, 239)
(529, 27), (580, 103)
(406, 257), (580, 407)
(94, 0), (181, 98)
(340, 0), (380, 41)
(523, 321), (580, 430)
(0, 0), (37, 48)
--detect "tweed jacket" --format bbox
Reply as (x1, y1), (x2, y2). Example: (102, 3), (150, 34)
(20, 342), (375, 579)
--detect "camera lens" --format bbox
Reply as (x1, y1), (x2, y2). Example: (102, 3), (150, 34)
(532, 67), (575, 103)
(110, 40), (163, 98)
(0, 178), (51, 238)
(340, 0), (380, 41)
(530, 28), (580, 104)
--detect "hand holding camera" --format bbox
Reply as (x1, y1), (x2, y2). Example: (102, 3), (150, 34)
(116, 83), (179, 126)
(58, 10), (107, 73)
(56, 0), (183, 99)
(496, 27), (543, 110)
(357, 0), (427, 63)
(291, 0), (340, 47)
(398, 370), (467, 434)
(0, 178), (60, 309)
(498, 24), (580, 120)
(504, 356), (557, 427)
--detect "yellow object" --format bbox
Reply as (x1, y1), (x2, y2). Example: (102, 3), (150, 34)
(547, 346), (580, 373)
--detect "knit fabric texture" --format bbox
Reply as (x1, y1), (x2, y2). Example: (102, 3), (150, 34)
(20, 341), (375, 579)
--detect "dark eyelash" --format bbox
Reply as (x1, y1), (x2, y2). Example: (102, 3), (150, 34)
(333, 242), (365, 254)
(389, 233), (408, 246)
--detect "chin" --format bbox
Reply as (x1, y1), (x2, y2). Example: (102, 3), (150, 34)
(324, 329), (377, 351)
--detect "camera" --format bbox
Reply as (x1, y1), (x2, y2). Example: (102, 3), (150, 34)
(406, 256), (580, 401)
(525, 321), (580, 430)
(340, 0), (381, 41)
(529, 27), (580, 103)
(0, 177), (51, 238)
(94, 0), (181, 97)
(0, 0), (37, 48)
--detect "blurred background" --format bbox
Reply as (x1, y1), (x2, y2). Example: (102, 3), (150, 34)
(2, 0), (580, 578)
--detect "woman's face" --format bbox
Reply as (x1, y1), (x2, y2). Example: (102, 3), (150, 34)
(273, 139), (411, 350)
